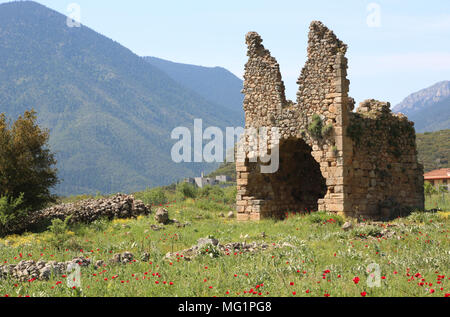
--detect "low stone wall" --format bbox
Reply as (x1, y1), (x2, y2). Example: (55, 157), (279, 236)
(6, 194), (151, 235)
(0, 252), (137, 282)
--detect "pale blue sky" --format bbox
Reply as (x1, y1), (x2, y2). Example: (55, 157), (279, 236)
(3, 0), (450, 105)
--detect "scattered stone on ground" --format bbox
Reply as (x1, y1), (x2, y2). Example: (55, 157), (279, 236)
(141, 252), (150, 262)
(95, 260), (104, 269)
(351, 221), (398, 239)
(174, 219), (190, 228)
(227, 211), (235, 219)
(342, 221), (353, 231)
(150, 224), (164, 231)
(154, 208), (170, 225)
(110, 251), (134, 264)
(0, 251), (138, 282)
(197, 237), (219, 248)
(165, 237), (298, 261)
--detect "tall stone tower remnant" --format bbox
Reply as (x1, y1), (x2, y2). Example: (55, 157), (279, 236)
(236, 21), (424, 221)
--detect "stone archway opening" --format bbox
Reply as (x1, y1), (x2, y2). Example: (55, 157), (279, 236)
(248, 138), (327, 219)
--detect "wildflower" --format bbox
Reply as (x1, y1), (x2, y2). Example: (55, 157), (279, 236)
(361, 291), (367, 297)
(353, 277), (360, 284)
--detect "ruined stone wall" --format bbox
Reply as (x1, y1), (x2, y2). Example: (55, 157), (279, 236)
(1, 194), (151, 236)
(346, 100), (424, 219)
(237, 21), (424, 221)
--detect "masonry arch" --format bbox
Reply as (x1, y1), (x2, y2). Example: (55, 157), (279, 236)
(246, 138), (327, 219)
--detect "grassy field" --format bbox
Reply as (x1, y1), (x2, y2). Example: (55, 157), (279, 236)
(425, 192), (450, 211)
(0, 187), (449, 298)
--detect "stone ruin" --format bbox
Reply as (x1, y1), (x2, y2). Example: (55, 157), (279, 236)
(236, 21), (424, 221)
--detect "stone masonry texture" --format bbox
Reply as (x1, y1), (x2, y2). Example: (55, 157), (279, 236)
(236, 21), (424, 221)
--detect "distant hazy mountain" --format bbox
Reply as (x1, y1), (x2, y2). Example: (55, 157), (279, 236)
(0, 1), (243, 196)
(144, 56), (244, 117)
(393, 81), (450, 133)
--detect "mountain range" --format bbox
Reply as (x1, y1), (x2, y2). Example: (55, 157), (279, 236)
(144, 57), (244, 116)
(393, 81), (450, 133)
(0, 1), (448, 197)
(0, 1), (244, 196)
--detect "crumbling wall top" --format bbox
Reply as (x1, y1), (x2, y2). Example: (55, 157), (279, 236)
(307, 21), (347, 57)
(242, 31), (288, 127)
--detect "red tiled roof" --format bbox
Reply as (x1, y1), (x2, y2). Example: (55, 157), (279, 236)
(424, 168), (450, 180)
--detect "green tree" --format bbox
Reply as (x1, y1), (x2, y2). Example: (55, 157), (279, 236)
(176, 182), (197, 201)
(0, 110), (58, 213)
(0, 193), (27, 236)
(46, 217), (72, 250)
(424, 182), (437, 199)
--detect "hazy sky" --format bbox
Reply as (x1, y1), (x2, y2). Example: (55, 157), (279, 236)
(3, 0), (450, 105)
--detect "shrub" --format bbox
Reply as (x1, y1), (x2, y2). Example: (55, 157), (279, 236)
(176, 182), (197, 201)
(46, 217), (74, 250)
(199, 243), (221, 258)
(321, 123), (333, 137)
(407, 210), (440, 224)
(424, 182), (437, 199)
(0, 194), (28, 236)
(137, 187), (167, 206)
(199, 185), (224, 201)
(308, 114), (323, 139)
(308, 211), (343, 226)
(223, 186), (237, 204)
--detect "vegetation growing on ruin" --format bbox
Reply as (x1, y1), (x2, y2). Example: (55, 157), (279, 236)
(346, 116), (364, 145)
(308, 114), (324, 139)
(321, 123), (334, 137)
(307, 114), (334, 139)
